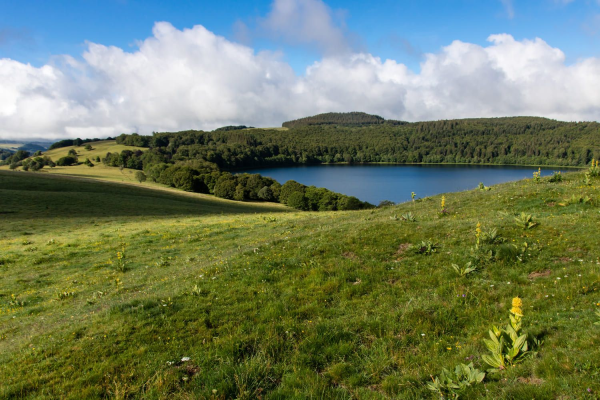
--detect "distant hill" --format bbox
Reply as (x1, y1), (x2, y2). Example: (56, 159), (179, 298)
(17, 143), (47, 153)
(283, 112), (386, 128)
(213, 125), (253, 132)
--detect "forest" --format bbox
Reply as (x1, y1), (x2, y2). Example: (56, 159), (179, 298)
(115, 115), (600, 170)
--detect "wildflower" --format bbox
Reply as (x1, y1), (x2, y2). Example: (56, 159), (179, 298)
(181, 357), (190, 362)
(510, 297), (523, 317)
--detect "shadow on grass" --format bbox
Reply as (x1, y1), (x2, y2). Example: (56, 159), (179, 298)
(0, 170), (288, 220)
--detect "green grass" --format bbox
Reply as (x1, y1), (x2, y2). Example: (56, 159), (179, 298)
(1, 169), (599, 399)
(0, 140), (152, 185)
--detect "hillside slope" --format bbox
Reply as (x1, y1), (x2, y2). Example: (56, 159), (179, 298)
(0, 169), (599, 398)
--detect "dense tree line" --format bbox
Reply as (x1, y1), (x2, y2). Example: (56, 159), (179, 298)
(1, 150), (31, 167)
(49, 137), (113, 150)
(118, 156), (372, 210)
(113, 116), (600, 171)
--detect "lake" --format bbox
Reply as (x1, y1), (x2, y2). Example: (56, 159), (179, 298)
(240, 164), (571, 204)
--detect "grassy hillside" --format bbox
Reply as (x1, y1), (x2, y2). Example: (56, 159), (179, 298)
(1, 169), (599, 398)
(1, 140), (150, 184)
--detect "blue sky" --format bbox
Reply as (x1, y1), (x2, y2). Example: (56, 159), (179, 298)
(2, 0), (599, 73)
(2, 0), (600, 139)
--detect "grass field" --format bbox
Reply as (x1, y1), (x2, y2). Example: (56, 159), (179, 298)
(1, 140), (159, 185)
(0, 143), (25, 151)
(1, 168), (599, 399)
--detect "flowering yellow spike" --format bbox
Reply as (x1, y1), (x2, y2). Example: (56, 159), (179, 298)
(510, 297), (523, 317)
(512, 297), (522, 307)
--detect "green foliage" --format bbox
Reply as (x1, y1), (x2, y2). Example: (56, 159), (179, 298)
(413, 240), (438, 255)
(562, 194), (593, 206)
(117, 117), (600, 170)
(595, 310), (600, 326)
(84, 144), (93, 151)
(482, 227), (505, 244)
(84, 158), (94, 167)
(279, 180), (305, 204)
(427, 363), (485, 399)
(401, 212), (416, 222)
(451, 261), (478, 277)
(514, 212), (537, 230)
(49, 137), (106, 150)
(549, 171), (563, 182)
(588, 159), (599, 177)
(56, 290), (75, 300)
(286, 192), (307, 210)
(56, 156), (78, 166)
(213, 175), (237, 199)
(482, 298), (540, 372)
(135, 171), (147, 183)
(532, 168), (541, 183)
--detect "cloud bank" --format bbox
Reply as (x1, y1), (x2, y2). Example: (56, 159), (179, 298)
(2, 5), (600, 140)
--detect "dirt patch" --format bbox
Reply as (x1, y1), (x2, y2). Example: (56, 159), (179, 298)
(528, 270), (551, 279)
(342, 251), (356, 259)
(517, 377), (545, 385)
(546, 202), (556, 207)
(396, 243), (411, 255)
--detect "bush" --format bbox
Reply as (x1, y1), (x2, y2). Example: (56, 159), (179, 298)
(214, 177), (237, 199)
(258, 186), (275, 201)
(135, 171), (147, 183)
(287, 192), (307, 210)
(338, 196), (363, 211)
(280, 180), (306, 204)
(56, 156), (78, 166)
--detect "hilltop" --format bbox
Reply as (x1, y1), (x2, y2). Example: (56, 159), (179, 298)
(1, 167), (599, 398)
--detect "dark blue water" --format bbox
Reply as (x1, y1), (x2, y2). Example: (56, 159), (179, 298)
(240, 165), (571, 204)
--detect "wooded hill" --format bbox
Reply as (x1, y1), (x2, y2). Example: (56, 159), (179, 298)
(114, 116), (599, 170)
(282, 112), (393, 128)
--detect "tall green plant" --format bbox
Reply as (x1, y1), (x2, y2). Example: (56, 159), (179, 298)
(482, 297), (540, 372)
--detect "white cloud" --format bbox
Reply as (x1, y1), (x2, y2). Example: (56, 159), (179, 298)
(2, 20), (600, 140)
(258, 0), (351, 55)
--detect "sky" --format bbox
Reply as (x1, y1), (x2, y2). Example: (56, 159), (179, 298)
(2, 0), (600, 140)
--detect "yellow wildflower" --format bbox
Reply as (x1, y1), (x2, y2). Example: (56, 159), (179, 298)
(510, 297), (523, 316)
(512, 297), (522, 308)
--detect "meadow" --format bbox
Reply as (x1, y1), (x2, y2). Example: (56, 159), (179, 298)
(0, 167), (599, 399)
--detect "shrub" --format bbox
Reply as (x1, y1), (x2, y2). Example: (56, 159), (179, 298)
(258, 186), (275, 201)
(56, 156), (78, 166)
(279, 180), (306, 204)
(135, 171), (147, 183)
(286, 192), (307, 210)
(214, 177), (237, 199)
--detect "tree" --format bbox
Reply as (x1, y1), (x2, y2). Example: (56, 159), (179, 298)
(286, 192), (307, 210)
(84, 144), (93, 151)
(279, 180), (306, 204)
(56, 156), (78, 166)
(135, 171), (147, 183)
(257, 186), (274, 201)
(214, 178), (237, 199)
